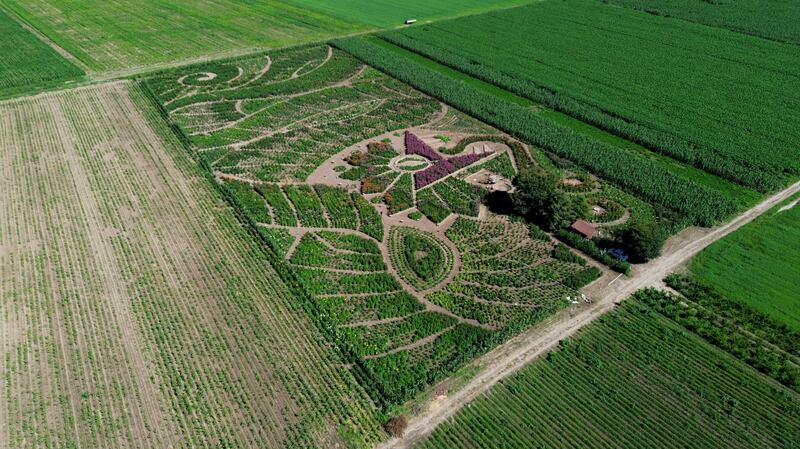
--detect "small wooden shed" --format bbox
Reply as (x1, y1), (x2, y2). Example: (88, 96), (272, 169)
(570, 220), (596, 239)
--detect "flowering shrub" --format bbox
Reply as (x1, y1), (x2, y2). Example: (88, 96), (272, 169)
(413, 153), (486, 189)
(414, 159), (455, 188)
(405, 131), (443, 161)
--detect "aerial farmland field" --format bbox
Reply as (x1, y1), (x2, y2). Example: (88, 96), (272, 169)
(377, 0), (800, 191)
(690, 193), (800, 331)
(1, 0), (800, 447)
(416, 297), (800, 449)
(282, 0), (536, 27)
(0, 8), (83, 98)
(144, 44), (616, 408)
(606, 0), (800, 45)
(334, 35), (740, 226)
(1, 0), (366, 73)
(0, 82), (381, 448)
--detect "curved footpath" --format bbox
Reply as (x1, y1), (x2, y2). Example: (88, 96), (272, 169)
(379, 180), (800, 449)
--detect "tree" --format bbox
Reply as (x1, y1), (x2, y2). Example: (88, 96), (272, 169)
(623, 219), (667, 262)
(549, 194), (588, 230)
(512, 169), (587, 230)
(511, 169), (558, 219)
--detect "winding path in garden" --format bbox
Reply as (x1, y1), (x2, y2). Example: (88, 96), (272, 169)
(256, 220), (487, 330)
(379, 179), (800, 449)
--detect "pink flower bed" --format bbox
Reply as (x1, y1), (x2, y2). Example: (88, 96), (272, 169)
(405, 132), (443, 161)
(413, 154), (488, 189)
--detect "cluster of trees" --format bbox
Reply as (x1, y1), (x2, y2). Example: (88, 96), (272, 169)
(511, 169), (588, 230)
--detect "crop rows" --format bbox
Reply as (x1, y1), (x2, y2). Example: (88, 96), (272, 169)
(284, 229), (476, 407)
(417, 298), (800, 449)
(691, 192), (800, 330)
(2, 0), (366, 71)
(652, 275), (800, 390)
(379, 0), (800, 191)
(431, 216), (597, 329)
(0, 83), (381, 448)
(0, 8), (84, 99)
(223, 179), (385, 241)
(606, 0), (800, 45)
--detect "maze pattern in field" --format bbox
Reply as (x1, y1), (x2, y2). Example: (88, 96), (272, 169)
(146, 44), (440, 182)
(0, 82), (381, 448)
(342, 134), (511, 222)
(388, 226), (454, 291)
(223, 179), (384, 243)
(417, 299), (800, 449)
(432, 216), (593, 329)
(284, 228), (482, 406)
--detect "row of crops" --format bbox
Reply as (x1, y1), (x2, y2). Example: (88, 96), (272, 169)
(416, 298), (800, 449)
(0, 83), (383, 448)
(606, 0), (800, 45)
(377, 0), (800, 191)
(333, 36), (736, 226)
(2, 0), (366, 72)
(0, 8), (84, 99)
(651, 275), (800, 390)
(144, 43), (609, 414)
(283, 228), (492, 408)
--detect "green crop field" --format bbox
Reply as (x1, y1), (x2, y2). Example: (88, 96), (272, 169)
(1, 0), (366, 73)
(416, 297), (800, 449)
(0, 82), (381, 448)
(0, 8), (83, 98)
(378, 0), (800, 191)
(283, 0), (536, 27)
(607, 0), (800, 45)
(691, 193), (800, 331)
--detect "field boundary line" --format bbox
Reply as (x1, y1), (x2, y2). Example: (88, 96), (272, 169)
(0, 4), (90, 73)
(380, 179), (800, 448)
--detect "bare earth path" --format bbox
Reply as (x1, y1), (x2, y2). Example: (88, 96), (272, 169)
(380, 179), (800, 449)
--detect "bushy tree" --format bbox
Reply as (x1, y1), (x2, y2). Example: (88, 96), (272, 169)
(512, 169), (587, 230)
(623, 219), (667, 262)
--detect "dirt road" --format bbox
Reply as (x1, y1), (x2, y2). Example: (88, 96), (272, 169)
(380, 180), (800, 449)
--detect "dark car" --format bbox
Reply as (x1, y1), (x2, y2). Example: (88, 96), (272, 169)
(608, 248), (628, 262)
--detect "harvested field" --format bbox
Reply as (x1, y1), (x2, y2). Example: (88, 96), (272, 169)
(0, 82), (380, 448)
